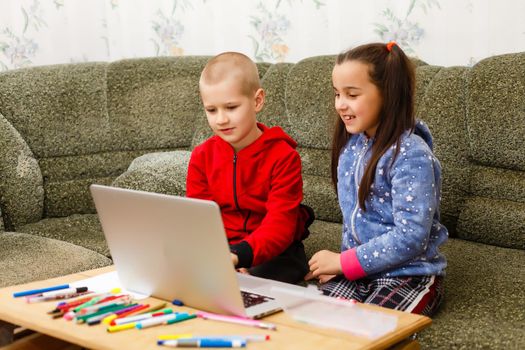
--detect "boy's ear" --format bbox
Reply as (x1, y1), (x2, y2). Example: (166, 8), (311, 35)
(254, 88), (265, 112)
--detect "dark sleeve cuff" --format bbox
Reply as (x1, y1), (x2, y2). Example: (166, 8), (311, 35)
(229, 241), (254, 268)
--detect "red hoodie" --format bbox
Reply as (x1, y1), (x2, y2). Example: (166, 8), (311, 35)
(186, 123), (304, 267)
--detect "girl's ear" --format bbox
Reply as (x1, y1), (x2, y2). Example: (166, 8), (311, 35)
(254, 88), (265, 112)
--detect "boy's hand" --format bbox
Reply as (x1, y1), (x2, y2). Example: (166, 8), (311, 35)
(308, 250), (342, 278)
(231, 253), (239, 267)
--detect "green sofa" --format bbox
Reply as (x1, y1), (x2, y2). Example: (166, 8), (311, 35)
(1, 53), (523, 349)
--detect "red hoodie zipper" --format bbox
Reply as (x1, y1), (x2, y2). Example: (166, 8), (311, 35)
(233, 154), (251, 232)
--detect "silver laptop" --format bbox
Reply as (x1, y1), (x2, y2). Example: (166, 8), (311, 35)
(90, 184), (297, 319)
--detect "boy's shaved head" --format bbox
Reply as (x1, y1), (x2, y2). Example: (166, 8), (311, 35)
(200, 52), (261, 96)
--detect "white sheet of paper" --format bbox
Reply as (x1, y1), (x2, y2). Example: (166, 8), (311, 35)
(70, 271), (149, 299)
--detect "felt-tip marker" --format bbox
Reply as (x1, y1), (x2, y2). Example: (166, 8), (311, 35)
(13, 284), (70, 298)
(158, 338), (246, 348)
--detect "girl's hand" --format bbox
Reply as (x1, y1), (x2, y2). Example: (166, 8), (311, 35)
(308, 250), (342, 278)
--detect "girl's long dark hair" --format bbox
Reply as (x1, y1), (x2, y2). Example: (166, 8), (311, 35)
(330, 43), (416, 210)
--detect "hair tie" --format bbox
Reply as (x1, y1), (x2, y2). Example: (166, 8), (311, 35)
(386, 41), (396, 52)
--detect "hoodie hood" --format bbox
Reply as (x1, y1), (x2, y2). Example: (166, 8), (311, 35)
(413, 120), (434, 151)
(236, 123), (297, 157)
(212, 122), (297, 157)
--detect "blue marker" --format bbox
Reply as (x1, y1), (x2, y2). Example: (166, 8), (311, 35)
(13, 284), (70, 298)
(158, 338), (246, 348)
(171, 299), (184, 306)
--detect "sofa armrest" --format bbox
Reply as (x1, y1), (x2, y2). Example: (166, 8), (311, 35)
(112, 151), (191, 197)
(0, 113), (44, 230)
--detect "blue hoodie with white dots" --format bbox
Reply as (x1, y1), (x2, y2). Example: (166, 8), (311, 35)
(338, 121), (448, 280)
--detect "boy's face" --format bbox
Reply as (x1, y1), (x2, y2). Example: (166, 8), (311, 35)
(200, 77), (264, 152)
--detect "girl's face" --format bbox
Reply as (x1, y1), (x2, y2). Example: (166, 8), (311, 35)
(332, 60), (383, 138)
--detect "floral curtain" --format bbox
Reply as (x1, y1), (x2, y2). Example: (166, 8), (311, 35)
(1, 0), (524, 71)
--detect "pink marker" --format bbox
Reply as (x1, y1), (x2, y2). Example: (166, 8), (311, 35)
(197, 311), (276, 330)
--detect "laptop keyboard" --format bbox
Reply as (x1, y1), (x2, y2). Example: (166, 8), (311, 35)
(241, 291), (274, 308)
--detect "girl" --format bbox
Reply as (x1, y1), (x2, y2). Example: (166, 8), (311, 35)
(306, 42), (448, 316)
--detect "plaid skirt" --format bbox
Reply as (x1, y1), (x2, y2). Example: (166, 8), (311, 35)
(320, 275), (444, 317)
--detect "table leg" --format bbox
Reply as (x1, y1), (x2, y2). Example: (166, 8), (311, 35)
(0, 320), (16, 346)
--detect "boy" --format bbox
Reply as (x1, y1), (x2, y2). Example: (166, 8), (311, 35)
(186, 52), (313, 284)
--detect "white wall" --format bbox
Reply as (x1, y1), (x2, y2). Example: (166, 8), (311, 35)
(1, 0), (524, 71)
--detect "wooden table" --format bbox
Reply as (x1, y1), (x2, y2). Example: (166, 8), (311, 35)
(0, 267), (431, 349)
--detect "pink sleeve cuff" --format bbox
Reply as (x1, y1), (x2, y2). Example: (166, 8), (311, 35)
(340, 248), (367, 281)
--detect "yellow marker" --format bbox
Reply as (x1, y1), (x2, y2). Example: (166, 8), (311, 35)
(136, 302), (167, 315)
(102, 314), (118, 325)
(107, 322), (136, 332)
(158, 334), (193, 340)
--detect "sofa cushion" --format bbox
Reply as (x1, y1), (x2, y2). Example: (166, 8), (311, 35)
(107, 57), (207, 152)
(467, 53), (525, 171)
(303, 220), (342, 260)
(0, 63), (109, 158)
(258, 63), (294, 130)
(303, 175), (340, 223)
(0, 62), (133, 222)
(460, 166), (525, 249)
(0, 232), (111, 288)
(112, 151), (191, 198)
(39, 150), (163, 217)
(297, 147), (331, 178)
(453, 53), (525, 248)
(0, 113), (43, 229)
(415, 66), (470, 236)
(285, 55), (336, 150)
(189, 111), (213, 150)
(418, 238), (525, 349)
(16, 214), (109, 257)
(457, 197), (525, 249)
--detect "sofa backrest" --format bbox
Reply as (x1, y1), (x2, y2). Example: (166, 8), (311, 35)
(457, 53), (525, 249)
(0, 111), (43, 228)
(412, 54), (524, 250)
(414, 65), (470, 237)
(0, 63), (111, 227)
(107, 57), (208, 151)
(1, 53), (523, 250)
(0, 58), (208, 228)
(279, 56), (340, 223)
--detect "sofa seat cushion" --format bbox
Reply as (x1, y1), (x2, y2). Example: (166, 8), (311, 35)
(112, 150), (191, 197)
(419, 238), (525, 349)
(16, 214), (109, 257)
(0, 232), (111, 288)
